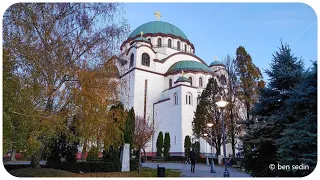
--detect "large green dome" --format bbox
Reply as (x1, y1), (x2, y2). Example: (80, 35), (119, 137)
(128, 21), (188, 40)
(167, 61), (213, 74)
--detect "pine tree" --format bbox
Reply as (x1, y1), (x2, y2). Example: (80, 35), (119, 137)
(184, 136), (192, 157)
(163, 132), (171, 160)
(242, 42), (304, 177)
(156, 131), (164, 157)
(276, 62), (317, 177)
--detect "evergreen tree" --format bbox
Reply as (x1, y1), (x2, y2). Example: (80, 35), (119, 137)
(163, 132), (171, 160)
(193, 78), (223, 156)
(184, 136), (192, 157)
(124, 108), (135, 157)
(156, 131), (164, 157)
(46, 134), (67, 164)
(192, 141), (201, 160)
(124, 108), (135, 145)
(242, 42), (304, 177)
(276, 62), (317, 177)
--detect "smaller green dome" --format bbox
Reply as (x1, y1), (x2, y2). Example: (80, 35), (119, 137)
(167, 60), (213, 74)
(175, 76), (191, 83)
(209, 61), (224, 67)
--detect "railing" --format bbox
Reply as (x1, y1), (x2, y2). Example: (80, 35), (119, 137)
(153, 44), (195, 54)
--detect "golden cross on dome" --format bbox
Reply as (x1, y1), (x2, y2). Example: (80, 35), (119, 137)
(214, 56), (218, 61)
(154, 11), (162, 21)
(140, 31), (144, 37)
(181, 70), (185, 77)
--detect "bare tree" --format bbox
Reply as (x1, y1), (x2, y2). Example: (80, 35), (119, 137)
(132, 116), (156, 173)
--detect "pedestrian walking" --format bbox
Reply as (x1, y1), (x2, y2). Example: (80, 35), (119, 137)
(189, 148), (196, 173)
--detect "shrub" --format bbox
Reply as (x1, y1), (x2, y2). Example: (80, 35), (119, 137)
(87, 146), (99, 161)
(102, 146), (120, 163)
(156, 131), (164, 157)
(163, 132), (171, 160)
(4, 164), (47, 171)
(130, 159), (139, 171)
(167, 156), (184, 162)
(65, 142), (78, 162)
(49, 161), (120, 173)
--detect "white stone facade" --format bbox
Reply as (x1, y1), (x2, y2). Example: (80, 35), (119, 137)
(113, 21), (242, 158)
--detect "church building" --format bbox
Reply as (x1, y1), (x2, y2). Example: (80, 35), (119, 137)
(113, 12), (235, 158)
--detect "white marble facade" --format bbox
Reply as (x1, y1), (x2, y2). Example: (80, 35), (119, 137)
(112, 19), (240, 157)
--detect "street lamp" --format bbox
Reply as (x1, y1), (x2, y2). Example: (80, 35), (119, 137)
(206, 123), (216, 173)
(203, 133), (209, 165)
(216, 98), (230, 177)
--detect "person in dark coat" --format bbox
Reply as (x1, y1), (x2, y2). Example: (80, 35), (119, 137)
(189, 148), (196, 173)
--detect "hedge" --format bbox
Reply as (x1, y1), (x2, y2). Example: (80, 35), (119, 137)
(48, 161), (121, 173)
(4, 164), (47, 171)
(130, 159), (139, 171)
(167, 156), (185, 162)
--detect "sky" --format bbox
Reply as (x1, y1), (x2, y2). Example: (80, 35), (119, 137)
(123, 3), (317, 80)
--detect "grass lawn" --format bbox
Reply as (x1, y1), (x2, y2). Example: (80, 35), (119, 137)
(7, 167), (181, 177)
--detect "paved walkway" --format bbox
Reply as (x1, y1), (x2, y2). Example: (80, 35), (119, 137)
(142, 162), (251, 177)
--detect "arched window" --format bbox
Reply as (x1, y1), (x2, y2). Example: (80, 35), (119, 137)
(148, 38), (151, 43)
(168, 39), (172, 48)
(199, 77), (203, 87)
(188, 77), (192, 86)
(130, 54), (134, 67)
(142, 53), (150, 67)
(177, 41), (180, 51)
(174, 92), (178, 105)
(184, 44), (187, 52)
(169, 79), (172, 88)
(157, 38), (162, 47)
(186, 93), (192, 105)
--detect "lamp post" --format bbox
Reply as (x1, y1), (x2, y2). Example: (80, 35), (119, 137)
(206, 122), (216, 173)
(216, 99), (230, 177)
(203, 133), (209, 165)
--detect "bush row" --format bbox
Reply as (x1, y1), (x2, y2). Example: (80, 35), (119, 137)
(4, 164), (47, 171)
(130, 159), (139, 171)
(48, 161), (121, 173)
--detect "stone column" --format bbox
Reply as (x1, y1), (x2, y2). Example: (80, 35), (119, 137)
(120, 143), (130, 172)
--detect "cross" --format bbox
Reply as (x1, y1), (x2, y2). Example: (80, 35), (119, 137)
(140, 31), (144, 37)
(154, 11), (162, 21)
(181, 70), (184, 77)
(214, 56), (218, 61)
